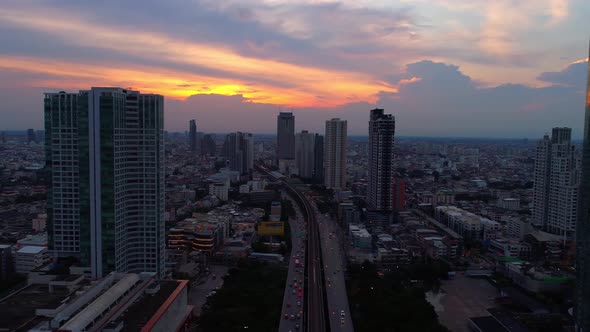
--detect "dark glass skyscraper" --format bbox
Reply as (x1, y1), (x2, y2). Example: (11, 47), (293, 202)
(189, 119), (197, 153)
(277, 112), (295, 161)
(576, 44), (590, 332)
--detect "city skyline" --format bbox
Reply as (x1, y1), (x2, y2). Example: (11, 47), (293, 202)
(0, 1), (589, 137)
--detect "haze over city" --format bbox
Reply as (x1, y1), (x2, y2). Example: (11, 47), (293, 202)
(0, 0), (589, 137)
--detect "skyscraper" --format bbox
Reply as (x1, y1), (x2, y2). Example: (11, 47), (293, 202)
(189, 119), (198, 153)
(277, 112), (295, 161)
(223, 132), (254, 175)
(295, 130), (315, 178)
(367, 109), (396, 222)
(201, 134), (217, 156)
(576, 45), (590, 332)
(324, 118), (347, 190)
(532, 128), (580, 238)
(314, 134), (324, 182)
(26, 128), (38, 144)
(44, 88), (165, 278)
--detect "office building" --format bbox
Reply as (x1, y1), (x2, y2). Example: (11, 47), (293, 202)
(189, 119), (198, 153)
(532, 127), (580, 238)
(324, 118), (347, 190)
(295, 130), (315, 178)
(314, 134), (324, 181)
(223, 132), (254, 175)
(277, 112), (295, 161)
(367, 109), (396, 222)
(201, 134), (216, 156)
(576, 44), (590, 332)
(44, 88), (165, 278)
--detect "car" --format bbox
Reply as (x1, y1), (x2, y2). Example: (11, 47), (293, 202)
(298, 287), (302, 291)
(340, 310), (345, 317)
(284, 314), (289, 319)
(298, 293), (302, 297)
(341, 318), (345, 325)
(297, 301), (301, 306)
(291, 314), (295, 320)
(296, 313), (301, 318)
(295, 324), (300, 330)
(292, 289), (296, 294)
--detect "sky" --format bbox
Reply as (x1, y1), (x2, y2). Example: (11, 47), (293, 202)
(0, 0), (589, 138)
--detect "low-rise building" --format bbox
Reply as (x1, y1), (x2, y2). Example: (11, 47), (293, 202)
(15, 245), (50, 274)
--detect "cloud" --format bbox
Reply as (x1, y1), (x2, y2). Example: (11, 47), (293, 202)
(537, 59), (588, 87)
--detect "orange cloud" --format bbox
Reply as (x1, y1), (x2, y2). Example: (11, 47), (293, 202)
(0, 7), (398, 108)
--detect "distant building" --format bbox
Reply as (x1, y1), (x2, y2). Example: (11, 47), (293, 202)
(295, 130), (315, 178)
(189, 119), (199, 154)
(532, 127), (580, 238)
(44, 88), (166, 278)
(223, 132), (254, 176)
(201, 134), (217, 156)
(313, 134), (324, 182)
(367, 109), (395, 223)
(499, 197), (520, 211)
(277, 112), (295, 161)
(209, 182), (229, 201)
(26, 128), (38, 144)
(324, 118), (347, 190)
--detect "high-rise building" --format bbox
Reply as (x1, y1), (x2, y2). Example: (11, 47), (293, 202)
(277, 112), (295, 161)
(27, 128), (38, 144)
(576, 44), (590, 332)
(189, 119), (198, 154)
(314, 134), (324, 182)
(44, 88), (165, 278)
(295, 130), (315, 178)
(367, 109), (396, 221)
(223, 132), (254, 175)
(532, 127), (580, 238)
(324, 118), (347, 190)
(201, 134), (216, 156)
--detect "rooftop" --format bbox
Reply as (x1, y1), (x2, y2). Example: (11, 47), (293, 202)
(17, 245), (46, 254)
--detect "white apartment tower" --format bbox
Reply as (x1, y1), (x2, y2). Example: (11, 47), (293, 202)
(44, 88), (165, 278)
(532, 127), (580, 238)
(295, 130), (316, 178)
(324, 118), (347, 190)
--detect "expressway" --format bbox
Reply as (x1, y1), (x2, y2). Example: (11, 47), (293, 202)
(256, 164), (328, 332)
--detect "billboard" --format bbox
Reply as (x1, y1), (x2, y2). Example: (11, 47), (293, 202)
(258, 221), (285, 236)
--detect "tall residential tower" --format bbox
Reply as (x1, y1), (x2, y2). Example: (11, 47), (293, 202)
(324, 118), (347, 190)
(295, 130), (316, 178)
(44, 87), (165, 278)
(576, 45), (590, 332)
(532, 127), (580, 238)
(189, 119), (197, 153)
(367, 109), (396, 223)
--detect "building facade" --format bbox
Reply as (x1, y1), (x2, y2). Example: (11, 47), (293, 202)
(314, 134), (324, 182)
(532, 127), (580, 238)
(295, 130), (315, 178)
(277, 112), (295, 161)
(45, 88), (166, 278)
(189, 119), (198, 154)
(223, 132), (254, 175)
(576, 44), (590, 332)
(367, 109), (396, 222)
(324, 118), (347, 190)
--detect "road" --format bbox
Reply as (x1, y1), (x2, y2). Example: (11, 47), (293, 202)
(188, 265), (229, 316)
(315, 205), (354, 332)
(279, 194), (307, 332)
(254, 163), (328, 332)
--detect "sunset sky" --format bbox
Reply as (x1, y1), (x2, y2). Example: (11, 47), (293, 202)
(0, 0), (589, 137)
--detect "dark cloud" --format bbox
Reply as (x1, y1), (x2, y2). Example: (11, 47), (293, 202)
(537, 60), (588, 87)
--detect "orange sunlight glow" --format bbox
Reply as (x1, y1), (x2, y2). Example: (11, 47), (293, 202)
(0, 7), (406, 108)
